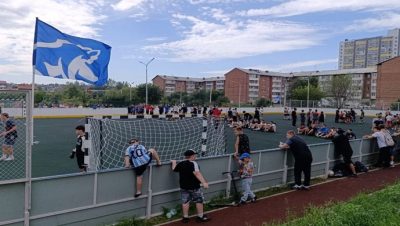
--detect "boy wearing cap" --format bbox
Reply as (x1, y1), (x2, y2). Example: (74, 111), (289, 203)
(171, 149), (210, 223)
(238, 153), (256, 205)
(124, 138), (161, 197)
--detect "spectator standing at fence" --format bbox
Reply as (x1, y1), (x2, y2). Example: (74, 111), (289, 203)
(69, 125), (87, 172)
(332, 128), (357, 177)
(300, 110), (306, 126)
(0, 113), (17, 161)
(237, 152), (257, 205)
(335, 108), (340, 123)
(319, 111), (325, 124)
(350, 108), (356, 123)
(379, 124), (396, 167)
(124, 138), (161, 197)
(171, 150), (210, 223)
(234, 127), (250, 158)
(279, 130), (313, 190)
(254, 108), (260, 122)
(307, 109), (312, 127)
(364, 126), (392, 167)
(291, 108), (297, 127)
(312, 109), (319, 124)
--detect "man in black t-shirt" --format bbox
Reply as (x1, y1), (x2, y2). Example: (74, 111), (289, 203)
(69, 125), (87, 172)
(279, 130), (313, 190)
(234, 127), (250, 157)
(171, 149), (210, 223)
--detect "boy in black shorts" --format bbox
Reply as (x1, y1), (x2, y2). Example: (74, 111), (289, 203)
(69, 125), (87, 172)
(171, 149), (210, 223)
(124, 138), (161, 197)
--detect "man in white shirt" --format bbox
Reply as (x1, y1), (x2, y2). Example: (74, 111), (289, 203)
(364, 126), (392, 167)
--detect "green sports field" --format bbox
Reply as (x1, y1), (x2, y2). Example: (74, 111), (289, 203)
(0, 114), (376, 179)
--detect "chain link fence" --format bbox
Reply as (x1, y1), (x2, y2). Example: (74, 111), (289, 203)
(0, 91), (30, 181)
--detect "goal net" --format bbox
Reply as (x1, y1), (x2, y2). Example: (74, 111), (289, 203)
(88, 117), (226, 170)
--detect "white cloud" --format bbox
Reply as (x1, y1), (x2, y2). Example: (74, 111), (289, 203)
(143, 11), (321, 62)
(146, 36), (168, 42)
(345, 12), (400, 32)
(265, 58), (338, 71)
(240, 0), (400, 17)
(201, 58), (338, 75)
(189, 0), (246, 4)
(112, 0), (145, 11)
(0, 0), (106, 83)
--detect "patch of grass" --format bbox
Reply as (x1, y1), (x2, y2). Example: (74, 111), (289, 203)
(265, 181), (400, 226)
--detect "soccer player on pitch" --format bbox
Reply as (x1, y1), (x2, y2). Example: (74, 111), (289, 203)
(69, 125), (87, 172)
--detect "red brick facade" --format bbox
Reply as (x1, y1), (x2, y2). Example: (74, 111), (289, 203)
(152, 76), (165, 91)
(224, 68), (249, 104)
(259, 76), (272, 99)
(376, 57), (400, 108)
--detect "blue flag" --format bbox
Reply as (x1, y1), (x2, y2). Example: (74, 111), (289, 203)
(33, 18), (111, 86)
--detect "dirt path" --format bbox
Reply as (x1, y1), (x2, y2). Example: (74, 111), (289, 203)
(160, 166), (400, 226)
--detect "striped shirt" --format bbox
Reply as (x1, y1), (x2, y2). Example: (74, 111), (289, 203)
(125, 144), (151, 168)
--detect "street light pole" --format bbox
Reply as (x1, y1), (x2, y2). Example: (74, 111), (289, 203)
(238, 84), (241, 108)
(139, 57), (155, 107)
(307, 77), (310, 108)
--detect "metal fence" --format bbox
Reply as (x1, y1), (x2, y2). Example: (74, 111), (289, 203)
(0, 135), (389, 226)
(0, 90), (32, 226)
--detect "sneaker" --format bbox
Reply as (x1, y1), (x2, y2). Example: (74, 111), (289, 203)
(390, 161), (395, 168)
(292, 184), (301, 190)
(237, 200), (246, 206)
(5, 156), (14, 161)
(0, 156), (7, 161)
(349, 173), (358, 177)
(196, 215), (210, 223)
(134, 193), (142, 198)
(181, 217), (190, 224)
(301, 185), (310, 190)
(251, 196), (257, 203)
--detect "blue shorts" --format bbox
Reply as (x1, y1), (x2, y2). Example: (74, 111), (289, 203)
(180, 188), (204, 204)
(4, 135), (17, 146)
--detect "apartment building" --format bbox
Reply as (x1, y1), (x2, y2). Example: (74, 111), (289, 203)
(339, 28), (400, 69)
(292, 67), (378, 106)
(376, 56), (400, 108)
(152, 75), (225, 95)
(224, 68), (288, 104)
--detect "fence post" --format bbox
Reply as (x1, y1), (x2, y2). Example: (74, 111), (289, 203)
(146, 165), (153, 219)
(257, 152), (262, 174)
(282, 151), (288, 185)
(93, 172), (98, 205)
(325, 143), (331, 177)
(225, 155), (232, 198)
(358, 139), (363, 162)
(24, 91), (33, 226)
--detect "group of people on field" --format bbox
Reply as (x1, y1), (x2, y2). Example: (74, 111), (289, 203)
(64, 106), (400, 224)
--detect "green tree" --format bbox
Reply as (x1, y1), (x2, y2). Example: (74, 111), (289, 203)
(136, 84), (163, 104)
(291, 85), (325, 101)
(255, 98), (272, 107)
(329, 74), (353, 108)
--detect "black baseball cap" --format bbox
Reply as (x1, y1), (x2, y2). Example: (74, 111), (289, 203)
(184, 149), (198, 157)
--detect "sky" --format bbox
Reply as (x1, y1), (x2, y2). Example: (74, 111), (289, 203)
(1, 0), (400, 85)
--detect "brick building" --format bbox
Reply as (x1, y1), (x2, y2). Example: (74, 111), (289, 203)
(224, 68), (288, 104)
(376, 56), (400, 108)
(152, 75), (224, 96)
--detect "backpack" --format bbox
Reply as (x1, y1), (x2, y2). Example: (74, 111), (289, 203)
(383, 131), (395, 147)
(354, 161), (368, 173)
